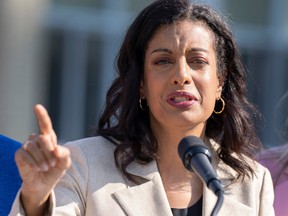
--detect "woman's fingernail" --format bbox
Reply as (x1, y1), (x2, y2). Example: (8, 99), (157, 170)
(50, 158), (56, 167)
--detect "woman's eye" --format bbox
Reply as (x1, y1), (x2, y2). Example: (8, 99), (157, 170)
(154, 59), (172, 65)
(189, 58), (208, 65)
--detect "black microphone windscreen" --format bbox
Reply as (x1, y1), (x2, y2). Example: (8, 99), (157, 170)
(178, 136), (212, 171)
(178, 136), (206, 158)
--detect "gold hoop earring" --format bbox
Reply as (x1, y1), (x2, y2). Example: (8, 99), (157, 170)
(214, 97), (225, 114)
(139, 98), (147, 111)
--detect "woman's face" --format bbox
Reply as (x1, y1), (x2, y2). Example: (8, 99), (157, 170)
(141, 20), (222, 135)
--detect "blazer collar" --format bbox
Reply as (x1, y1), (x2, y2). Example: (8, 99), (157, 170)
(202, 186), (254, 216)
(112, 138), (254, 216)
(203, 138), (254, 216)
(113, 173), (173, 216)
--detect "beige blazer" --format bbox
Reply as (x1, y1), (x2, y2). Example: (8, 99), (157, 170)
(10, 136), (274, 216)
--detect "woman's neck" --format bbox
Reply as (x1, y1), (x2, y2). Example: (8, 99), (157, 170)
(153, 123), (205, 164)
(152, 126), (205, 208)
(154, 128), (204, 208)
(156, 144), (203, 208)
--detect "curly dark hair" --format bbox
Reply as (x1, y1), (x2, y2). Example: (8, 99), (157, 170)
(97, 0), (261, 182)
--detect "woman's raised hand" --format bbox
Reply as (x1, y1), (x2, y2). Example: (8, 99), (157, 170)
(15, 104), (71, 215)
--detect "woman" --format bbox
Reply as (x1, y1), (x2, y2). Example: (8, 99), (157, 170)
(256, 145), (288, 216)
(10, 0), (274, 215)
(256, 91), (288, 216)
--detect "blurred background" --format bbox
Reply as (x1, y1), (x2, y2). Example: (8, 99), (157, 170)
(0, 0), (287, 147)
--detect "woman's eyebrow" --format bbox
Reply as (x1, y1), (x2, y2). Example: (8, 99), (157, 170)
(149, 47), (208, 55)
(150, 48), (172, 55)
(186, 47), (208, 53)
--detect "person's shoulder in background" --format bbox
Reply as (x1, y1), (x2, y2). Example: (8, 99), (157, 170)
(255, 144), (288, 216)
(0, 134), (22, 216)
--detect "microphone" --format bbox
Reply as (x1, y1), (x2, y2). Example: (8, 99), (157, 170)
(178, 136), (224, 216)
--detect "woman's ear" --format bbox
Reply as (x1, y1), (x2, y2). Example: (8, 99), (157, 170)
(216, 85), (223, 99)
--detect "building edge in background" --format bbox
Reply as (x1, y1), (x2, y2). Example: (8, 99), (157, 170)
(0, 0), (50, 141)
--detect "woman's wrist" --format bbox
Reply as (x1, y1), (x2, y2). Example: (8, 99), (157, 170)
(20, 189), (51, 216)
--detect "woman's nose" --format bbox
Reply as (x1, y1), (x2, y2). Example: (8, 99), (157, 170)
(172, 60), (192, 86)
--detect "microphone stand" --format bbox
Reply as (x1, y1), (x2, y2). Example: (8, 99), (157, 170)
(211, 189), (224, 216)
(178, 136), (224, 216)
(184, 147), (224, 216)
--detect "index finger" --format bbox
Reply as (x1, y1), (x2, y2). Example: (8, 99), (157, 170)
(34, 104), (54, 135)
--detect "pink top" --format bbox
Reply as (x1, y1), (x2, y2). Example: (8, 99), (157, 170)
(274, 181), (288, 216)
(255, 145), (288, 216)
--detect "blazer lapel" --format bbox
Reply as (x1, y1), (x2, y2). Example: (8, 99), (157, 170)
(202, 184), (254, 216)
(202, 138), (254, 216)
(113, 174), (173, 216)
(112, 161), (173, 216)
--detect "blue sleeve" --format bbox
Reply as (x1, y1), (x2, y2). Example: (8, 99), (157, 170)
(0, 135), (22, 216)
